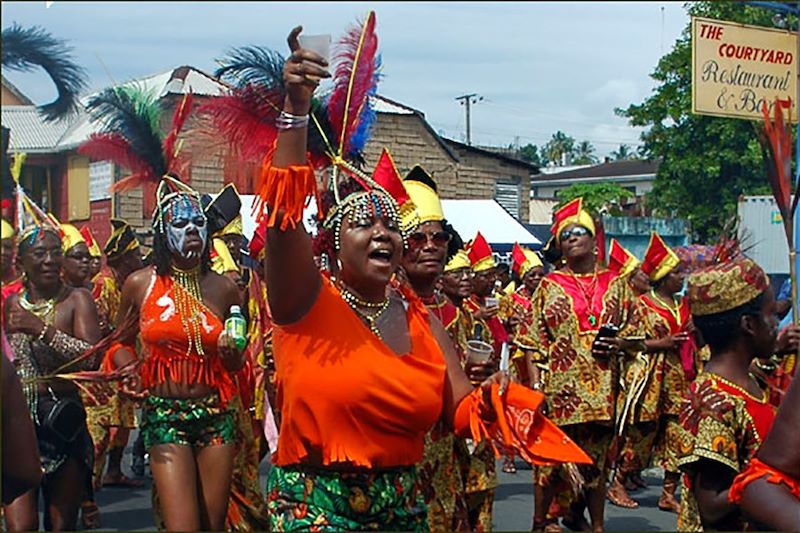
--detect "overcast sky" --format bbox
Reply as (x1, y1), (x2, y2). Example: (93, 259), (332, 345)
(2, 1), (689, 159)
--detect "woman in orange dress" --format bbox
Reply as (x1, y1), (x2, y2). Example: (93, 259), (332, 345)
(261, 21), (591, 531)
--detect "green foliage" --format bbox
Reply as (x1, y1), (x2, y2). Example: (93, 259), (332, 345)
(573, 140), (598, 165)
(544, 131), (576, 166)
(610, 144), (637, 161)
(556, 182), (634, 216)
(517, 143), (545, 167)
(616, 1), (787, 243)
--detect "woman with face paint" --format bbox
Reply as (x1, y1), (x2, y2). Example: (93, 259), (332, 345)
(257, 22), (592, 531)
(3, 203), (102, 532)
(102, 178), (245, 532)
(77, 87), (245, 531)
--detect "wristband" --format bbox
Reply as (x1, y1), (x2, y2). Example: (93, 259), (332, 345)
(276, 110), (310, 130)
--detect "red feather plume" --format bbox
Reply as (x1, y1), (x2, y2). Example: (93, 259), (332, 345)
(78, 132), (158, 193)
(163, 92), (194, 174)
(196, 85), (283, 165)
(760, 98), (793, 241)
(327, 11), (378, 158)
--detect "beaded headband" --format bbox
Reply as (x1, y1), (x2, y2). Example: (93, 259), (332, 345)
(323, 189), (406, 251)
(151, 175), (205, 235)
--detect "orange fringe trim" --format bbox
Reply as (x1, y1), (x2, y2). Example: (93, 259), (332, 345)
(256, 150), (317, 231)
(729, 457), (800, 504)
(141, 353), (236, 406)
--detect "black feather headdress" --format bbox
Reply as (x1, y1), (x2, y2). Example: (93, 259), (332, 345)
(1, 24), (88, 122)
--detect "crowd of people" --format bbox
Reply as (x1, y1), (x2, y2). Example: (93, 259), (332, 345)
(2, 18), (800, 533)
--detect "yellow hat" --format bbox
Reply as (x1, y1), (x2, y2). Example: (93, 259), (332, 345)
(60, 223), (86, 254)
(503, 280), (517, 295)
(641, 232), (680, 282)
(512, 242), (543, 280)
(444, 249), (471, 272)
(552, 197), (596, 244)
(211, 238), (239, 275)
(467, 231), (497, 273)
(1, 219), (14, 240)
(216, 215), (243, 238)
(403, 166), (444, 224)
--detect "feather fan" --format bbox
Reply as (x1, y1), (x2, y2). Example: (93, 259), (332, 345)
(1, 24), (88, 122)
(759, 99), (794, 242)
(327, 11), (380, 159)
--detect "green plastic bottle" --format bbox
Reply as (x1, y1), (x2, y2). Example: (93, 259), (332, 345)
(225, 305), (247, 351)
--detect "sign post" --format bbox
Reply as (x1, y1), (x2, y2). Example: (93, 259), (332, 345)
(692, 16), (797, 122)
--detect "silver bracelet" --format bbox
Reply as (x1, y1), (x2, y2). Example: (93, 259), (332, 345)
(276, 110), (310, 130)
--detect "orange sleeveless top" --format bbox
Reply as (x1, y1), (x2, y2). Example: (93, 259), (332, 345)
(273, 276), (447, 468)
(139, 271), (236, 405)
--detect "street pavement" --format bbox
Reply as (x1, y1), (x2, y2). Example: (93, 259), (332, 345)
(86, 443), (680, 532)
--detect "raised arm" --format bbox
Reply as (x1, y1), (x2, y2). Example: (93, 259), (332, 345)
(265, 26), (331, 325)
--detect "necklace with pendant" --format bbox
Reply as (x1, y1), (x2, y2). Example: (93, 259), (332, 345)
(567, 267), (599, 327)
(339, 283), (391, 340)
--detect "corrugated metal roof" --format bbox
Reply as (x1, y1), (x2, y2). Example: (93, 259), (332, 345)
(2, 106), (72, 152)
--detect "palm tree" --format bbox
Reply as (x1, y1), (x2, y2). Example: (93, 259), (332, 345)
(611, 144), (634, 161)
(572, 140), (597, 165)
(544, 131), (575, 166)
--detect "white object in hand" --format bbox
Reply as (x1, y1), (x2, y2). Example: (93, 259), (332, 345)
(466, 339), (494, 365)
(298, 34), (331, 63)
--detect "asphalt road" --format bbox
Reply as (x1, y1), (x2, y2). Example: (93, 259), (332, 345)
(85, 443), (680, 532)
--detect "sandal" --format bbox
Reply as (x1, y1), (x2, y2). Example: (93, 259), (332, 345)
(629, 471), (648, 489)
(81, 501), (102, 530)
(502, 458), (517, 474)
(607, 479), (639, 509)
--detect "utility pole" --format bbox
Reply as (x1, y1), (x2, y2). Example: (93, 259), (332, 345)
(455, 93), (483, 145)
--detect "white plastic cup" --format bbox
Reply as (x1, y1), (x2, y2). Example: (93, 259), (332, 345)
(466, 340), (494, 365)
(485, 297), (499, 309)
(298, 34), (331, 64)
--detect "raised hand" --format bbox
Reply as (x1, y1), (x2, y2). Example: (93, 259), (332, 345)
(284, 26), (331, 113)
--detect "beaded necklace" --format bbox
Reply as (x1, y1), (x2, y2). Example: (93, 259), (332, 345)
(565, 266), (600, 327)
(338, 283), (391, 339)
(19, 286), (67, 326)
(171, 265), (206, 357)
(649, 289), (682, 325)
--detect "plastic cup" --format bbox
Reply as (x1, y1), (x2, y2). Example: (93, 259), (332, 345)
(466, 340), (494, 365)
(298, 34), (331, 63)
(485, 297), (499, 308)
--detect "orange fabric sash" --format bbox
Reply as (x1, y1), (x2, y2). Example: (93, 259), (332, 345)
(453, 383), (593, 466)
(729, 457), (800, 504)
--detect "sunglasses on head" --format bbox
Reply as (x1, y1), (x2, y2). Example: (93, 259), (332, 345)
(407, 230), (452, 247)
(559, 226), (591, 241)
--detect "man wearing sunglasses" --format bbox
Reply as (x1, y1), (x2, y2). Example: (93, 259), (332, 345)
(529, 198), (641, 533)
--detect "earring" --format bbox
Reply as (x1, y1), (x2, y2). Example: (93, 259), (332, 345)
(336, 258), (343, 273)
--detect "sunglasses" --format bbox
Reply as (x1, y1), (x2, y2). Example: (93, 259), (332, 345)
(446, 268), (473, 279)
(407, 230), (452, 247)
(559, 226), (591, 242)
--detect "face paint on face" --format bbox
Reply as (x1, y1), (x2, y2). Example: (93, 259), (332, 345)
(165, 195), (208, 260)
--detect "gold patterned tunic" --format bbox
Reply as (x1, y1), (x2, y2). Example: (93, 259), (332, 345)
(529, 269), (640, 426)
(676, 373), (776, 532)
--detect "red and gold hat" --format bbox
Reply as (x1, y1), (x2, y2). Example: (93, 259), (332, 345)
(640, 232), (680, 282)
(607, 238), (640, 278)
(80, 226), (102, 258)
(552, 197), (595, 244)
(467, 231), (496, 273)
(687, 257), (769, 316)
(512, 242), (543, 279)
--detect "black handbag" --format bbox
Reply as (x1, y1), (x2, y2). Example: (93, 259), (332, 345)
(41, 387), (86, 443)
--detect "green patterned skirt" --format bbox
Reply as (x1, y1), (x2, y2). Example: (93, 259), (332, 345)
(267, 464), (428, 531)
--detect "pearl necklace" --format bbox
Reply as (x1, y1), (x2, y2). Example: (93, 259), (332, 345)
(339, 284), (390, 339)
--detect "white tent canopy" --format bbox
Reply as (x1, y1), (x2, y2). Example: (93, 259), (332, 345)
(441, 199), (540, 248)
(232, 196), (539, 249)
